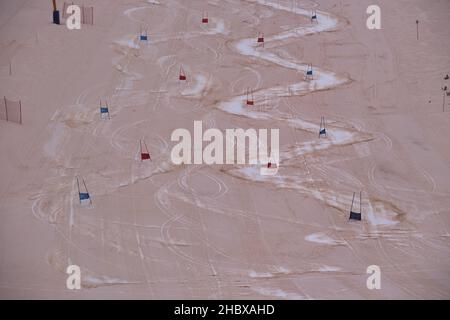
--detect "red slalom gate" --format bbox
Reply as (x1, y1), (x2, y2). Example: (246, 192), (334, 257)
(267, 161), (278, 169)
(202, 11), (208, 24)
(179, 66), (186, 81)
(257, 32), (264, 46)
(246, 88), (254, 106)
(140, 140), (151, 161)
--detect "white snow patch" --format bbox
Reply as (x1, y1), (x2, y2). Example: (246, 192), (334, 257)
(115, 36), (140, 50)
(367, 202), (399, 226)
(182, 74), (208, 97)
(44, 123), (66, 157)
(249, 271), (273, 278)
(305, 232), (345, 245)
(208, 20), (229, 35)
(253, 287), (305, 300)
(84, 275), (138, 286)
(316, 265), (342, 272)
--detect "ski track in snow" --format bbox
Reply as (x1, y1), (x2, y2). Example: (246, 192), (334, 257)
(215, 0), (402, 229)
(26, 0), (441, 298)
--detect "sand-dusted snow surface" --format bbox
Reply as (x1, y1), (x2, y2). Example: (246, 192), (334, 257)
(0, 0), (449, 299)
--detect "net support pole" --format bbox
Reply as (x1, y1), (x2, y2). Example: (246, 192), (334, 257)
(416, 20), (419, 40)
(359, 191), (362, 215)
(76, 177), (81, 204)
(319, 117), (322, 138)
(4, 96), (8, 122)
(82, 178), (92, 205)
(443, 91), (446, 112)
(19, 100), (22, 124)
(350, 192), (355, 213)
(143, 140), (150, 159)
(143, 140), (147, 154)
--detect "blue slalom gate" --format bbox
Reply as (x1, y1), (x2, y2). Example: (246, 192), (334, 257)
(79, 192), (90, 201)
(100, 100), (110, 119)
(311, 11), (318, 23)
(306, 64), (313, 80)
(77, 177), (92, 205)
(349, 192), (362, 221)
(319, 116), (327, 137)
(349, 211), (361, 221)
(140, 28), (148, 41)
